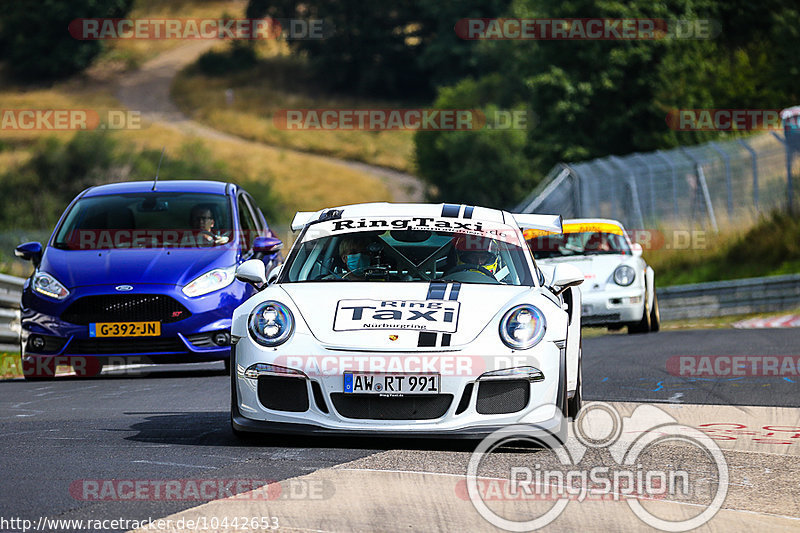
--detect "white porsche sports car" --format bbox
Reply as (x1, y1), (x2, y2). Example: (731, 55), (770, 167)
(526, 218), (659, 334)
(230, 203), (584, 438)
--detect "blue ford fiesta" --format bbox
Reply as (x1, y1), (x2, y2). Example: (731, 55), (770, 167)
(14, 180), (282, 379)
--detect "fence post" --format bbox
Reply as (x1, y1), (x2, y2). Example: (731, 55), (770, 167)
(737, 138), (758, 213)
(633, 154), (657, 223)
(595, 160), (620, 221)
(516, 165), (570, 213)
(607, 156), (646, 229)
(771, 131), (794, 214)
(575, 165), (595, 217)
(680, 148), (719, 232)
(569, 167), (582, 218)
(709, 141), (733, 218)
(654, 150), (679, 220)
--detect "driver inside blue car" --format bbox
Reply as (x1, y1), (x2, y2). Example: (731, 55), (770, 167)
(191, 203), (229, 246)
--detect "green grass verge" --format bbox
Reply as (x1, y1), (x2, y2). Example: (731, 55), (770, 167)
(645, 210), (800, 286)
(1, 352), (21, 379)
(171, 45), (416, 173)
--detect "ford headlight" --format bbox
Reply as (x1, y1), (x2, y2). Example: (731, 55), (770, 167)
(249, 301), (294, 347)
(32, 271), (69, 300)
(613, 265), (635, 286)
(182, 266), (236, 297)
(499, 305), (546, 350)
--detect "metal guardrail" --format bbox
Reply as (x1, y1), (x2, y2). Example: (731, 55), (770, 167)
(0, 273), (24, 351)
(656, 273), (800, 320)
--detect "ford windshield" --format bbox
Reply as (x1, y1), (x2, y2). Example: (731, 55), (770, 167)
(52, 193), (233, 249)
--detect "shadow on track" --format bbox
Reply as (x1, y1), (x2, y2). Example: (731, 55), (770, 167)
(122, 412), (548, 453)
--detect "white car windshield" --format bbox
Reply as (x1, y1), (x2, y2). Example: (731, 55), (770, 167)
(281, 224), (535, 285)
(528, 230), (631, 259)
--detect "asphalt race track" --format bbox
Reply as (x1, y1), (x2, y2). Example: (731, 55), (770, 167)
(1, 328), (799, 532)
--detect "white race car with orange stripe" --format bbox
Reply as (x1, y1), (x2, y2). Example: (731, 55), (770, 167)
(229, 203), (584, 438)
(526, 218), (660, 334)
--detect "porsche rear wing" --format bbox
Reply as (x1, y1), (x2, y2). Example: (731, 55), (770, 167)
(291, 211), (317, 231)
(510, 213), (563, 234)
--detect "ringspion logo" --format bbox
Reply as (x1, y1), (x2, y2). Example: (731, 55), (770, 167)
(466, 402), (728, 531)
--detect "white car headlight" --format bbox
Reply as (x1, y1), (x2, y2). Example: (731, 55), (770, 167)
(182, 266), (236, 297)
(499, 305), (546, 350)
(249, 301), (294, 347)
(613, 265), (636, 286)
(32, 271), (69, 300)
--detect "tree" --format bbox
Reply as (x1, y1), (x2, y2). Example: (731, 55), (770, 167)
(0, 0), (132, 80)
(416, 0), (800, 207)
(245, 0), (510, 98)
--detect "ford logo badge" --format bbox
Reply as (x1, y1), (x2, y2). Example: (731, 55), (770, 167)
(115, 285), (134, 292)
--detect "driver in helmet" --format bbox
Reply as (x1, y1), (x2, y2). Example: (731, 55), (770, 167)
(338, 235), (373, 279)
(446, 233), (500, 277)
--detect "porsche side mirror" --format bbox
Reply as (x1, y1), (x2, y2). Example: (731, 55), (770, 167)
(630, 243), (643, 257)
(551, 264), (584, 296)
(236, 259), (267, 289)
(266, 264), (283, 285)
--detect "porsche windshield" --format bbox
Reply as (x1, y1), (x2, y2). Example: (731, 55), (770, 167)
(528, 231), (631, 259)
(282, 227), (535, 285)
(52, 193), (233, 249)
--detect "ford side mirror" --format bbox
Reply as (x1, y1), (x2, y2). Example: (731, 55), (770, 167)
(630, 243), (643, 257)
(236, 259), (267, 289)
(253, 236), (283, 255)
(551, 264), (584, 296)
(15, 242), (43, 267)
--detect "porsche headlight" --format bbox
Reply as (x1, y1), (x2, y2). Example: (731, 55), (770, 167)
(248, 301), (294, 347)
(182, 266), (236, 297)
(499, 305), (546, 350)
(613, 265), (636, 286)
(32, 271), (69, 300)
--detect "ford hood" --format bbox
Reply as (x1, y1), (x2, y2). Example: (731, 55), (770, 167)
(39, 247), (238, 288)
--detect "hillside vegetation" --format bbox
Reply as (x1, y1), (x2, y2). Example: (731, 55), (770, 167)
(647, 212), (800, 286)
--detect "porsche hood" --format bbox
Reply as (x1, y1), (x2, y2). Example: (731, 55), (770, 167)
(277, 282), (552, 350)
